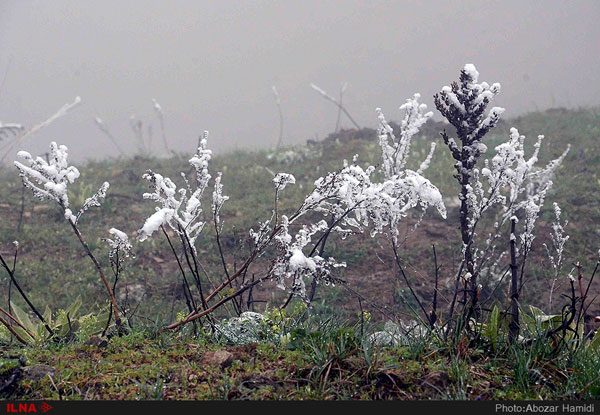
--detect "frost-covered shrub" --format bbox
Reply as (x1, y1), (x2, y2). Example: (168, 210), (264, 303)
(152, 94), (445, 330)
(14, 141), (124, 330)
(14, 142), (109, 224)
(435, 64), (570, 333)
(251, 94), (446, 302)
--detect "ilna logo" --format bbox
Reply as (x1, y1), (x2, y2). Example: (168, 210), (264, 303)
(6, 402), (52, 413)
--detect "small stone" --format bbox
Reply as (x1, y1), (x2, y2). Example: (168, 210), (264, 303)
(421, 370), (450, 390)
(85, 336), (108, 348)
(202, 350), (233, 369)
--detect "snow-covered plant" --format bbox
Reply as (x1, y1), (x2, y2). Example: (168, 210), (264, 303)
(283, 95), (446, 247)
(104, 228), (133, 272)
(257, 94), (445, 305)
(543, 202), (569, 309)
(270, 216), (345, 300)
(14, 142), (109, 224)
(138, 133), (212, 247)
(476, 128), (569, 265)
(434, 64), (504, 311)
(374, 95), (447, 240)
(435, 65), (570, 329)
(138, 132), (225, 317)
(13, 141), (124, 330)
(102, 228), (134, 326)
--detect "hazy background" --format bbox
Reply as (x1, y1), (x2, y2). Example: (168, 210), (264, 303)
(0, 0), (598, 162)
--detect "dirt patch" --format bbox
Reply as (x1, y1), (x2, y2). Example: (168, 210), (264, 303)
(23, 364), (55, 382)
(228, 342), (258, 361)
(0, 358), (24, 396)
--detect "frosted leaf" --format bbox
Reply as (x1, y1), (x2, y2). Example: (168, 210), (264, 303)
(463, 63), (480, 82)
(214, 312), (266, 345)
(138, 207), (175, 242)
(212, 172), (229, 224)
(272, 173), (296, 191)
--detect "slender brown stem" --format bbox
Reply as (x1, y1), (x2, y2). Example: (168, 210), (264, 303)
(430, 245), (440, 328)
(392, 239), (430, 323)
(162, 226), (196, 313)
(0, 315), (29, 344)
(0, 252), (53, 335)
(508, 218), (520, 343)
(0, 307), (34, 338)
(167, 277), (266, 330)
(66, 217), (122, 330)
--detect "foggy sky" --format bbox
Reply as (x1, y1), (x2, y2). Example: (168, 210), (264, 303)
(1, 0), (599, 161)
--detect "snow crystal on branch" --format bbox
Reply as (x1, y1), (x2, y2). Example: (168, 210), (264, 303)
(14, 142), (79, 208)
(212, 173), (229, 218)
(465, 126), (569, 265)
(75, 182), (110, 223)
(377, 93), (434, 178)
(270, 216), (345, 299)
(25, 97), (82, 139)
(272, 173), (296, 191)
(138, 207), (175, 242)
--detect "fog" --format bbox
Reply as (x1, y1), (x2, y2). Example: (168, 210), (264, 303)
(1, 0), (598, 161)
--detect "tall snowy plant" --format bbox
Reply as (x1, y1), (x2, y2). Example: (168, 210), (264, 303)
(434, 64), (504, 315)
(137, 132), (215, 315)
(435, 65), (570, 336)
(14, 142), (124, 330)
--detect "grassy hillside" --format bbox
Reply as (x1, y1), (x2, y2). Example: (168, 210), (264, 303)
(1, 107), (598, 320)
(1, 107), (600, 400)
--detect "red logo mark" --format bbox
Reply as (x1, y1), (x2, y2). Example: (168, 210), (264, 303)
(6, 403), (36, 413)
(5, 402), (51, 413)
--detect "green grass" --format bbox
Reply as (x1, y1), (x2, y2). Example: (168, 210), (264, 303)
(2, 310), (600, 400)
